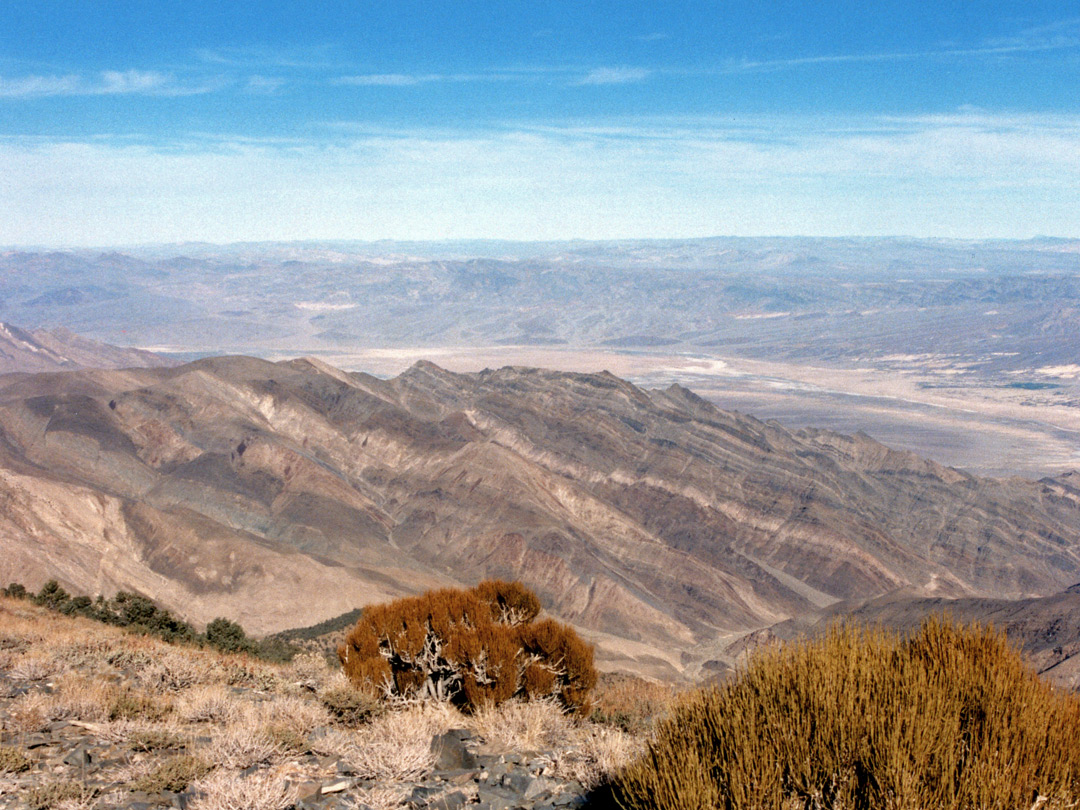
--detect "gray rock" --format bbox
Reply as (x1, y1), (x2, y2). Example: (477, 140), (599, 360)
(62, 745), (92, 768)
(23, 733), (51, 749)
(523, 777), (556, 801)
(320, 778), (352, 794)
(551, 792), (588, 808)
(427, 791), (469, 810)
(409, 784), (442, 805)
(502, 770), (534, 794)
(438, 768), (478, 785)
(431, 730), (478, 771)
(172, 789), (205, 809)
(477, 784), (520, 810)
(295, 781), (322, 801)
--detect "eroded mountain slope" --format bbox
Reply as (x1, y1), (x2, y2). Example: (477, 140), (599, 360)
(0, 356), (1077, 677)
(0, 320), (175, 374)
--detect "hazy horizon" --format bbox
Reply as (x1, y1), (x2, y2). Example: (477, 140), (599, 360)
(5, 233), (1080, 253)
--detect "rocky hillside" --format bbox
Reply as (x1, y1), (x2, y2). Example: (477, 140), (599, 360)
(0, 356), (1078, 677)
(0, 596), (631, 810)
(0, 321), (174, 374)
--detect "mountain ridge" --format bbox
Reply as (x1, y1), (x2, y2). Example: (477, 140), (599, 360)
(0, 355), (1077, 678)
(0, 320), (175, 374)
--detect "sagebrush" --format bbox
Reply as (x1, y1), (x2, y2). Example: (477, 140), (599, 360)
(610, 617), (1080, 810)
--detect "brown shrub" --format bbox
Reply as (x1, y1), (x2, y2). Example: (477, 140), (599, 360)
(610, 617), (1080, 810)
(338, 580), (596, 713)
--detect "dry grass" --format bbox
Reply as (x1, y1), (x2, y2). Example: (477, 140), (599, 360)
(470, 697), (572, 752)
(187, 768), (298, 810)
(551, 725), (645, 791)
(127, 754), (212, 793)
(97, 718), (191, 752)
(175, 684), (245, 724)
(589, 672), (680, 733)
(0, 744), (32, 774)
(0, 596), (285, 693)
(10, 671), (174, 726)
(350, 784), (412, 810)
(312, 703), (457, 781)
(282, 650), (337, 689)
(0, 594), (650, 808)
(24, 781), (98, 810)
(5, 690), (51, 732)
(251, 692), (332, 736)
(8, 650), (60, 681)
(612, 618), (1080, 810)
(135, 646), (232, 692)
(227, 693), (332, 755)
(200, 724), (285, 769)
(318, 673), (382, 727)
(469, 697), (643, 789)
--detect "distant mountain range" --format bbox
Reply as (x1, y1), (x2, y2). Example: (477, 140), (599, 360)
(0, 320), (174, 374)
(2, 239), (1079, 371)
(1, 354), (1077, 678)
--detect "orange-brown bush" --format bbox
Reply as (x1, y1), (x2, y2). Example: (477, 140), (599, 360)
(610, 617), (1080, 810)
(337, 581), (595, 713)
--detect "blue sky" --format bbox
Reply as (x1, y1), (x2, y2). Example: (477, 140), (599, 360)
(2, 1), (1079, 244)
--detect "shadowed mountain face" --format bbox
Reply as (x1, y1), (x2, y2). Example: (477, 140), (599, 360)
(0, 321), (175, 374)
(0, 356), (1078, 678)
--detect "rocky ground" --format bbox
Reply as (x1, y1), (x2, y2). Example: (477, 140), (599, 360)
(0, 598), (647, 810)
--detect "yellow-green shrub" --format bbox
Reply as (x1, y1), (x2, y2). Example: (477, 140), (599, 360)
(611, 617), (1080, 810)
(338, 580), (595, 713)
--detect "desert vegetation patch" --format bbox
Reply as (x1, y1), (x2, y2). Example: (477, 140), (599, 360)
(609, 617), (1080, 809)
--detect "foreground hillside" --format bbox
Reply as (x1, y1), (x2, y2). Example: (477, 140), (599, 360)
(1, 356), (1079, 676)
(0, 596), (636, 810)
(5, 595), (1077, 810)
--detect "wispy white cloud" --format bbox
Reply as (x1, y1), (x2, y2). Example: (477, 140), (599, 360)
(730, 17), (1080, 73)
(3, 112), (1078, 245)
(333, 71), (528, 87)
(0, 74), (81, 97)
(334, 73), (431, 86)
(97, 70), (168, 94)
(983, 16), (1080, 51)
(0, 69), (219, 98)
(245, 75), (285, 94)
(574, 67), (651, 85)
(195, 45), (341, 70)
